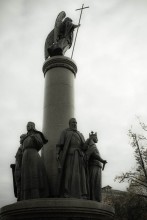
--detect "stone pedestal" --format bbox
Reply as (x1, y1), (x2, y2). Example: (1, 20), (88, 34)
(42, 56), (77, 196)
(1, 198), (115, 220)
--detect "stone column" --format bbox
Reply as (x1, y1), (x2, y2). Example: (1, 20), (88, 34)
(42, 56), (77, 196)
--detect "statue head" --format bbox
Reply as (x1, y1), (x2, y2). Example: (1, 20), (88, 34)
(89, 131), (98, 143)
(64, 17), (72, 23)
(20, 134), (27, 144)
(27, 122), (36, 132)
(69, 118), (77, 131)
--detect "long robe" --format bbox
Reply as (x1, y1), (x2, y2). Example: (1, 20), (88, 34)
(14, 145), (23, 200)
(86, 142), (103, 202)
(21, 132), (49, 200)
(57, 128), (88, 199)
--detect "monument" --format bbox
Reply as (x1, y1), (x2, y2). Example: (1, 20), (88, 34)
(1, 6), (115, 220)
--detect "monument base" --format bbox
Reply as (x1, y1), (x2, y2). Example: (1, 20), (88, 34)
(1, 198), (114, 220)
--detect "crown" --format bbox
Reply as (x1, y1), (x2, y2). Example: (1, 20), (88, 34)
(89, 131), (97, 138)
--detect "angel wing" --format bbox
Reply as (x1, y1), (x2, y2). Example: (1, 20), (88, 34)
(44, 29), (54, 59)
(54, 11), (66, 43)
(44, 11), (66, 59)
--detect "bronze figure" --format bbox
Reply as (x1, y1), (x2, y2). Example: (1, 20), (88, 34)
(44, 11), (80, 58)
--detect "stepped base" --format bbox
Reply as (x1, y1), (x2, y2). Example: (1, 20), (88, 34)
(1, 198), (115, 220)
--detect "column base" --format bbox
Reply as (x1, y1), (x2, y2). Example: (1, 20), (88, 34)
(1, 198), (114, 220)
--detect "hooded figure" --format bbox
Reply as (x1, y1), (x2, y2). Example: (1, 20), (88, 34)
(20, 122), (49, 200)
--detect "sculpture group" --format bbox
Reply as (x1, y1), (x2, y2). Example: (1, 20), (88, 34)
(12, 11), (107, 203)
(13, 119), (107, 202)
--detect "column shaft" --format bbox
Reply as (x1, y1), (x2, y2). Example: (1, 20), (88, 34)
(42, 56), (77, 196)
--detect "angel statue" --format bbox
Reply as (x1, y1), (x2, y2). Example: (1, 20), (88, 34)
(44, 11), (80, 59)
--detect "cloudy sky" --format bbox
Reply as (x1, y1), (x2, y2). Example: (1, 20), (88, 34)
(1, 0), (147, 207)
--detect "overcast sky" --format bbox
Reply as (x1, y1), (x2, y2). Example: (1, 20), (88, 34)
(1, 0), (147, 207)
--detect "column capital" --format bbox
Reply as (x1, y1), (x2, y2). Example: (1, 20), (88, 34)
(42, 56), (77, 77)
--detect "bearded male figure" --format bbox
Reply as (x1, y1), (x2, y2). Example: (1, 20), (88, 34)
(57, 118), (88, 199)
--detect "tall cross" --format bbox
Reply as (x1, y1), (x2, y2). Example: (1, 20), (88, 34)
(71, 4), (89, 59)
